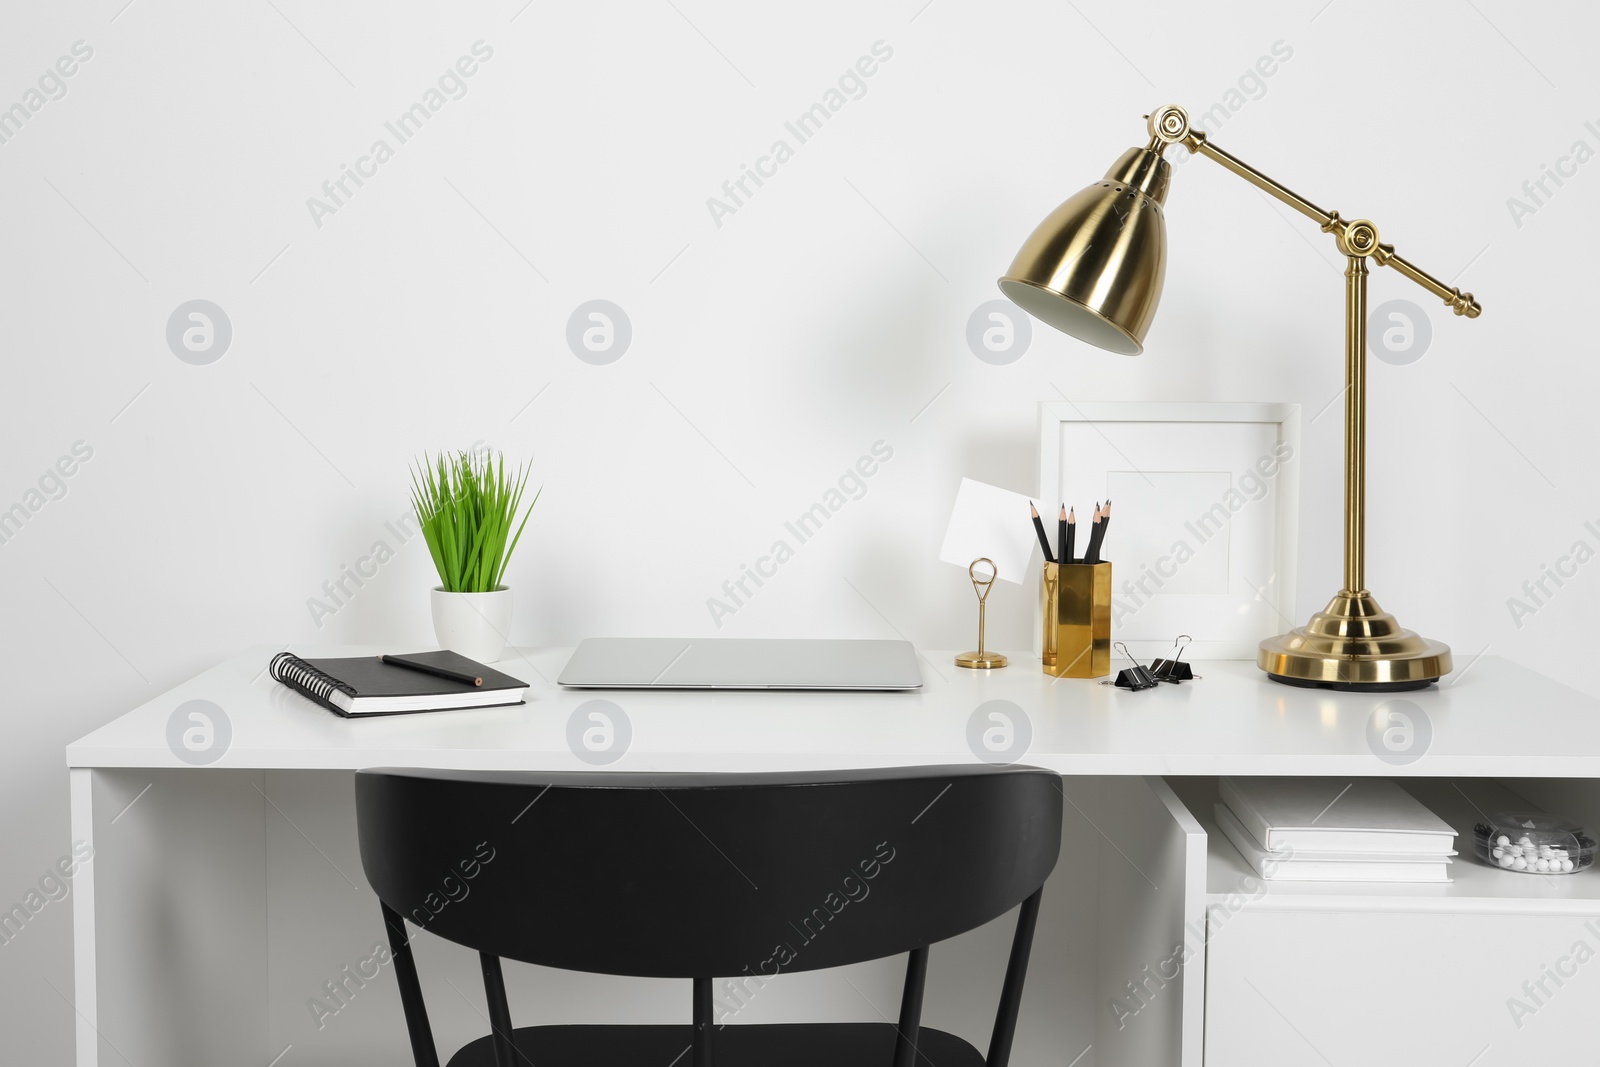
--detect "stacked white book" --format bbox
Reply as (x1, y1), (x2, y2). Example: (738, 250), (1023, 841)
(1215, 777), (1458, 883)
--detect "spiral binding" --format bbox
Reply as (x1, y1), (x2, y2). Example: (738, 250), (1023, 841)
(269, 652), (356, 705)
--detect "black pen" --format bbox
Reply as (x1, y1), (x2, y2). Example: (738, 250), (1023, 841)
(380, 654), (483, 687)
(1029, 502), (1054, 562)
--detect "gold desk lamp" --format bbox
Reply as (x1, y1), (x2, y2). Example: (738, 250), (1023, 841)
(999, 104), (1481, 692)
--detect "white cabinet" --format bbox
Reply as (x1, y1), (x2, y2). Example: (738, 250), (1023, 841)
(1167, 777), (1600, 1066)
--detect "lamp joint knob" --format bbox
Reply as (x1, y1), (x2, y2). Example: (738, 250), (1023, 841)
(1333, 217), (1380, 258)
(1146, 104), (1192, 145)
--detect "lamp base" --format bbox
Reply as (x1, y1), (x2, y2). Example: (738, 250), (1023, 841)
(955, 650), (1008, 669)
(1258, 590), (1451, 692)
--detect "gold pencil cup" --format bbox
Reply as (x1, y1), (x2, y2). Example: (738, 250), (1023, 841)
(1041, 562), (1112, 678)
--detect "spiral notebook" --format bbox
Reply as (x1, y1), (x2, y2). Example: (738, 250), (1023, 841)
(269, 651), (528, 717)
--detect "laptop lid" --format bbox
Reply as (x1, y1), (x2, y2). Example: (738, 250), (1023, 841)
(557, 638), (924, 690)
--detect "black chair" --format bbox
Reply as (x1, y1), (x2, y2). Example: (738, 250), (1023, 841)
(355, 765), (1063, 1067)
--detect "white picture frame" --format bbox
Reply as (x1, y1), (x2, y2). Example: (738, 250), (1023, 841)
(1036, 401), (1302, 661)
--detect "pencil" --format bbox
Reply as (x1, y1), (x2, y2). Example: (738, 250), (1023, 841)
(1030, 502), (1054, 562)
(1057, 504), (1067, 568)
(1064, 506), (1076, 564)
(1100, 499), (1112, 557)
(380, 654), (483, 687)
(1085, 503), (1105, 564)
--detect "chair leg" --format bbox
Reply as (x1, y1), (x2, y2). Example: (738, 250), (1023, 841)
(380, 903), (441, 1067)
(986, 888), (1043, 1067)
(892, 946), (930, 1067)
(480, 953), (519, 1067)
(693, 976), (714, 1067)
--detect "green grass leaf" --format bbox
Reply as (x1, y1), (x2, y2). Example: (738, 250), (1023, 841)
(409, 450), (539, 593)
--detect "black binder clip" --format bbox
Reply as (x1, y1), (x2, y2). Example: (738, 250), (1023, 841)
(1111, 642), (1159, 691)
(1151, 635), (1195, 683)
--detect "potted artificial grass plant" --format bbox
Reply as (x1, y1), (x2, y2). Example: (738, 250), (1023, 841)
(411, 451), (538, 664)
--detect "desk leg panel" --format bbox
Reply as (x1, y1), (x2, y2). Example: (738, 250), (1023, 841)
(1079, 775), (1208, 1067)
(74, 768), (268, 1067)
(70, 768), (97, 1067)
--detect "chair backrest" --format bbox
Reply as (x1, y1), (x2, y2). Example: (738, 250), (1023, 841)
(355, 764), (1061, 978)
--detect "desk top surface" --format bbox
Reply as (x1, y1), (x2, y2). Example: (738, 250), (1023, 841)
(65, 646), (1600, 776)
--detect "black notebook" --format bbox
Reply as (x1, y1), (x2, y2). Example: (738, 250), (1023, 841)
(268, 650), (528, 717)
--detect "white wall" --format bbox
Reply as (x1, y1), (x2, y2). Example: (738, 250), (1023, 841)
(3, 0), (1597, 1058)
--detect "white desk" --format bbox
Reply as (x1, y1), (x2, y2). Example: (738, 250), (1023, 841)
(67, 648), (1600, 1067)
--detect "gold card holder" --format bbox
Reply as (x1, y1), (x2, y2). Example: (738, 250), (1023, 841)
(1041, 561), (1112, 678)
(956, 558), (1008, 670)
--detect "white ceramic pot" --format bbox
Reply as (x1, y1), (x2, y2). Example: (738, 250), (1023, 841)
(429, 587), (513, 664)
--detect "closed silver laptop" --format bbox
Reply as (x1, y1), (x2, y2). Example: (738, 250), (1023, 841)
(558, 638), (923, 690)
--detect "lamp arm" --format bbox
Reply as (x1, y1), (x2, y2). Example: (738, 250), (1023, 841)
(1148, 105), (1481, 319)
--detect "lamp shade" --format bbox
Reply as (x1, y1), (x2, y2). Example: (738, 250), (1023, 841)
(998, 146), (1172, 355)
